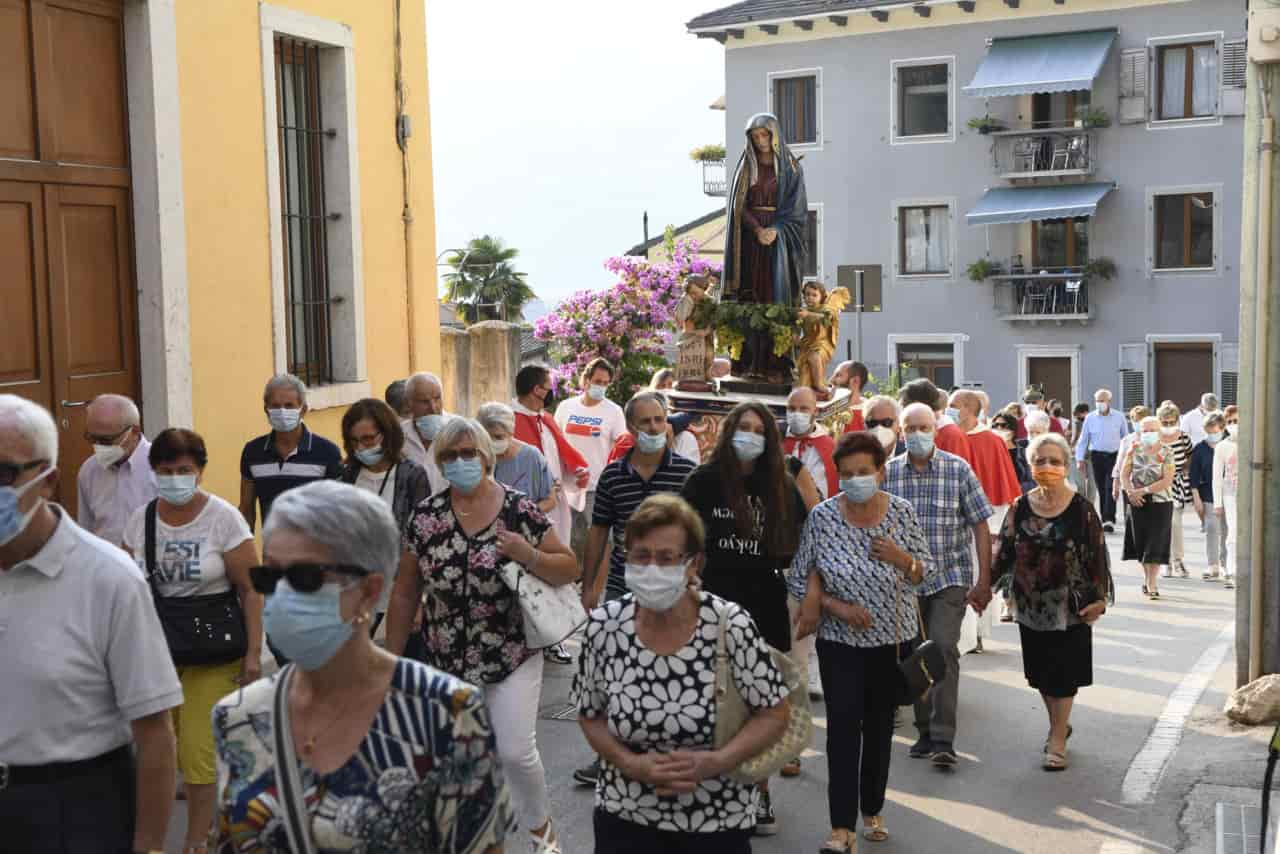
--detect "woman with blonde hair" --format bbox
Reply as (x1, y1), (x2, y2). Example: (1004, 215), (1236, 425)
(1155, 402), (1193, 578)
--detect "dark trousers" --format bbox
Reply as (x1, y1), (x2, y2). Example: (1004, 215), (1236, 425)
(0, 746), (135, 853)
(912, 586), (966, 744)
(1091, 451), (1119, 524)
(817, 640), (898, 828)
(593, 808), (752, 853)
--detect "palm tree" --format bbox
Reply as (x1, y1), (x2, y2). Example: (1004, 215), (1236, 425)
(442, 235), (536, 324)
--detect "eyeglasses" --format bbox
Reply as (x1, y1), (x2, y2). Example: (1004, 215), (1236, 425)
(437, 447), (481, 464)
(865, 417), (896, 429)
(84, 426), (130, 445)
(0, 459), (47, 488)
(248, 563), (370, 594)
(628, 550), (689, 567)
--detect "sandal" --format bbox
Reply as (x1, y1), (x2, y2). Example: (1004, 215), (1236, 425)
(1042, 750), (1068, 771)
(820, 828), (856, 853)
(781, 757), (802, 778)
(1043, 725), (1073, 752)
(863, 815), (889, 842)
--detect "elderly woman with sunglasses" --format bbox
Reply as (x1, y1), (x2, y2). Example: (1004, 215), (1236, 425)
(212, 480), (515, 853)
(386, 418), (578, 853)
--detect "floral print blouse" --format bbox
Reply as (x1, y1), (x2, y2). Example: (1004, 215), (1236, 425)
(404, 485), (549, 685)
(574, 592), (789, 834)
(213, 659), (515, 853)
(992, 494), (1113, 632)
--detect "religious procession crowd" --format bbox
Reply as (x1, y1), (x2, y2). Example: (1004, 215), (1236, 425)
(0, 357), (1242, 854)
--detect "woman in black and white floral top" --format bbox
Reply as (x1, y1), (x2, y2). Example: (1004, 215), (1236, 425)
(576, 494), (790, 853)
(387, 417), (578, 853)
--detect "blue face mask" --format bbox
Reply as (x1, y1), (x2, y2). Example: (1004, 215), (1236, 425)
(0, 467), (52, 548)
(263, 579), (356, 671)
(732, 431), (766, 462)
(268, 408), (302, 433)
(944, 407), (961, 423)
(355, 446), (384, 467)
(840, 474), (879, 503)
(635, 430), (667, 455)
(1206, 431), (1224, 445)
(587, 384), (608, 402)
(156, 474), (198, 506)
(415, 414), (445, 441)
(906, 431), (935, 458)
(443, 457), (484, 493)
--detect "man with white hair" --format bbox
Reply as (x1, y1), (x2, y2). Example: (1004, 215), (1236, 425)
(401, 371), (454, 493)
(77, 393), (156, 547)
(239, 373), (343, 533)
(1075, 388), (1129, 533)
(0, 395), (182, 853)
(883, 402), (994, 768)
(1180, 392), (1219, 447)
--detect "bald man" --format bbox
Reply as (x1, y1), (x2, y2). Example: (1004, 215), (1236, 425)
(401, 372), (454, 493)
(77, 394), (157, 547)
(783, 387), (838, 500)
(950, 390), (1020, 509)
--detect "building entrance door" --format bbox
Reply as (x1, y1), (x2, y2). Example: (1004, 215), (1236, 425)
(1028, 356), (1072, 409)
(0, 0), (138, 515)
(1155, 342), (1214, 414)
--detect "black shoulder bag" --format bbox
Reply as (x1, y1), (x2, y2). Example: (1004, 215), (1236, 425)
(144, 499), (248, 667)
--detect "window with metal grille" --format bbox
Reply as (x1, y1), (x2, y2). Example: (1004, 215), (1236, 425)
(772, 75), (817, 145)
(1119, 369), (1146, 411)
(275, 36), (334, 386)
(1221, 372), (1238, 406)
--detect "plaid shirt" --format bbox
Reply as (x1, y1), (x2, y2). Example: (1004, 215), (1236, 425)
(883, 449), (993, 596)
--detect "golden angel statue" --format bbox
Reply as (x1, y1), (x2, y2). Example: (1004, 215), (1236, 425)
(796, 281), (849, 400)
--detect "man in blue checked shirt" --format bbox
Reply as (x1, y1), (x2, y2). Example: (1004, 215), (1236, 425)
(883, 402), (994, 769)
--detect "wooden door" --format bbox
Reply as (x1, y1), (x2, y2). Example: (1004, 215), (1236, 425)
(1155, 343), (1214, 413)
(0, 0), (135, 515)
(1028, 357), (1072, 408)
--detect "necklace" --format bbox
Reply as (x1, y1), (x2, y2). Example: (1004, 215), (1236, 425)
(297, 693), (361, 757)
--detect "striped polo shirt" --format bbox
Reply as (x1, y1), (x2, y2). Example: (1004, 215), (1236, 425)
(239, 427), (343, 523)
(592, 448), (697, 597)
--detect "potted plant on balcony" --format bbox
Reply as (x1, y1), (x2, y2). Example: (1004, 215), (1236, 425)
(1077, 106), (1111, 129)
(1082, 257), (1116, 280)
(967, 258), (1003, 282)
(966, 115), (1005, 135)
(689, 143), (727, 162)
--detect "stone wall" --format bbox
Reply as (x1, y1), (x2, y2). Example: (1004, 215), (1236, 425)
(440, 321), (523, 418)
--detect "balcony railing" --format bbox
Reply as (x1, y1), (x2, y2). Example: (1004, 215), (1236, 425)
(989, 267), (1093, 323)
(988, 127), (1096, 180)
(702, 159), (727, 197)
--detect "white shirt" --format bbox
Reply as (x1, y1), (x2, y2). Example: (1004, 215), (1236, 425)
(555, 395), (627, 491)
(1181, 407), (1208, 447)
(786, 425), (834, 501)
(76, 436), (157, 547)
(401, 416), (451, 495)
(673, 430), (701, 464)
(0, 507), (183, 763)
(122, 494), (253, 597)
(354, 465), (399, 613)
(1213, 437), (1239, 501)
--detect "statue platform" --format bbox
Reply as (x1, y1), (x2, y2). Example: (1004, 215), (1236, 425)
(666, 379), (854, 461)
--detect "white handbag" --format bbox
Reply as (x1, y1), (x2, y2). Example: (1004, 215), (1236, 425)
(498, 502), (587, 649)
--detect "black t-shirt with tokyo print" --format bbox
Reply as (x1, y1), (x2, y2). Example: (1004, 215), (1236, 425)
(679, 463), (806, 652)
(574, 592), (788, 834)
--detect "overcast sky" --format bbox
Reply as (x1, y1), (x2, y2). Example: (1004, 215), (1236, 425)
(426, 0), (726, 314)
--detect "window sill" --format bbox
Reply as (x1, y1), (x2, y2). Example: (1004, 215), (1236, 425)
(1152, 266), (1217, 275)
(789, 140), (822, 152)
(305, 380), (371, 411)
(1147, 115), (1222, 130)
(897, 272), (953, 281)
(891, 132), (954, 145)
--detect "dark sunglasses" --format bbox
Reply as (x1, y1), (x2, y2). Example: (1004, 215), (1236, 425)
(84, 426), (131, 445)
(437, 447), (481, 464)
(249, 563), (370, 594)
(865, 417), (896, 429)
(0, 459), (47, 488)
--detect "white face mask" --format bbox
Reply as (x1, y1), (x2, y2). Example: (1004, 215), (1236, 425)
(873, 426), (897, 450)
(92, 443), (127, 467)
(786, 411), (812, 436)
(268, 408), (302, 433)
(490, 437), (510, 456)
(624, 560), (690, 612)
(587, 384), (608, 402)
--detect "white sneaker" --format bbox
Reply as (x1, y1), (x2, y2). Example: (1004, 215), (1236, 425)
(531, 822), (562, 854)
(1224, 576), (1235, 590)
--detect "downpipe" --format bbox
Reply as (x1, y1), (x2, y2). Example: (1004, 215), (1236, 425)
(1249, 107), (1274, 682)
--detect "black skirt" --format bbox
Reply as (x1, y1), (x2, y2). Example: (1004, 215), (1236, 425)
(1019, 623), (1093, 698)
(1123, 501), (1173, 564)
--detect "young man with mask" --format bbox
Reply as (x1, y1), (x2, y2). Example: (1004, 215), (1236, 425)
(76, 394), (156, 547)
(400, 372), (454, 493)
(783, 386), (838, 500)
(512, 365), (589, 551)
(574, 391), (696, 787)
(883, 403), (993, 768)
(0, 395), (182, 854)
(238, 373), (342, 534)
(1074, 388), (1129, 533)
(556, 358), (628, 558)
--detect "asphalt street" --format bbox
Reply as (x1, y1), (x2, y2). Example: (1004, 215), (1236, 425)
(167, 509), (1242, 853)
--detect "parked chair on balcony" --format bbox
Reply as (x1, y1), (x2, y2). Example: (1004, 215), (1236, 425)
(1062, 279), (1084, 315)
(1013, 137), (1038, 172)
(1022, 272), (1055, 315)
(1050, 135), (1086, 171)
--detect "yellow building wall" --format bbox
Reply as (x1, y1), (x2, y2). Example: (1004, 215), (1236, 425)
(645, 214), (727, 264)
(174, 0), (439, 508)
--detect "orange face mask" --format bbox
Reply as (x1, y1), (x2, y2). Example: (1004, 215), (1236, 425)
(1032, 467), (1067, 488)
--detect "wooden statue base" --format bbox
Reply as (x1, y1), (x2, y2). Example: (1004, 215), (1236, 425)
(665, 378), (852, 462)
(674, 379), (715, 393)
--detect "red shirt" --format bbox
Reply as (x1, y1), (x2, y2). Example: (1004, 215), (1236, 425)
(842, 408), (866, 434)
(966, 428), (1022, 506)
(935, 422), (973, 465)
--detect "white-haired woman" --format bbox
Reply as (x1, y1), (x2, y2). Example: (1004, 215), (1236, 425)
(1121, 416), (1177, 599)
(477, 402), (559, 516)
(212, 480), (515, 852)
(1155, 402), (1193, 578)
(992, 433), (1111, 771)
(387, 418), (578, 853)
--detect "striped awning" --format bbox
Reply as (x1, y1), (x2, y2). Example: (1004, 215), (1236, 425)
(966, 183), (1115, 226)
(964, 29), (1118, 98)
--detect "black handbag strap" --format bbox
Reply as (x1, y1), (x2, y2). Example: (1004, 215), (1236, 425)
(143, 499), (162, 596)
